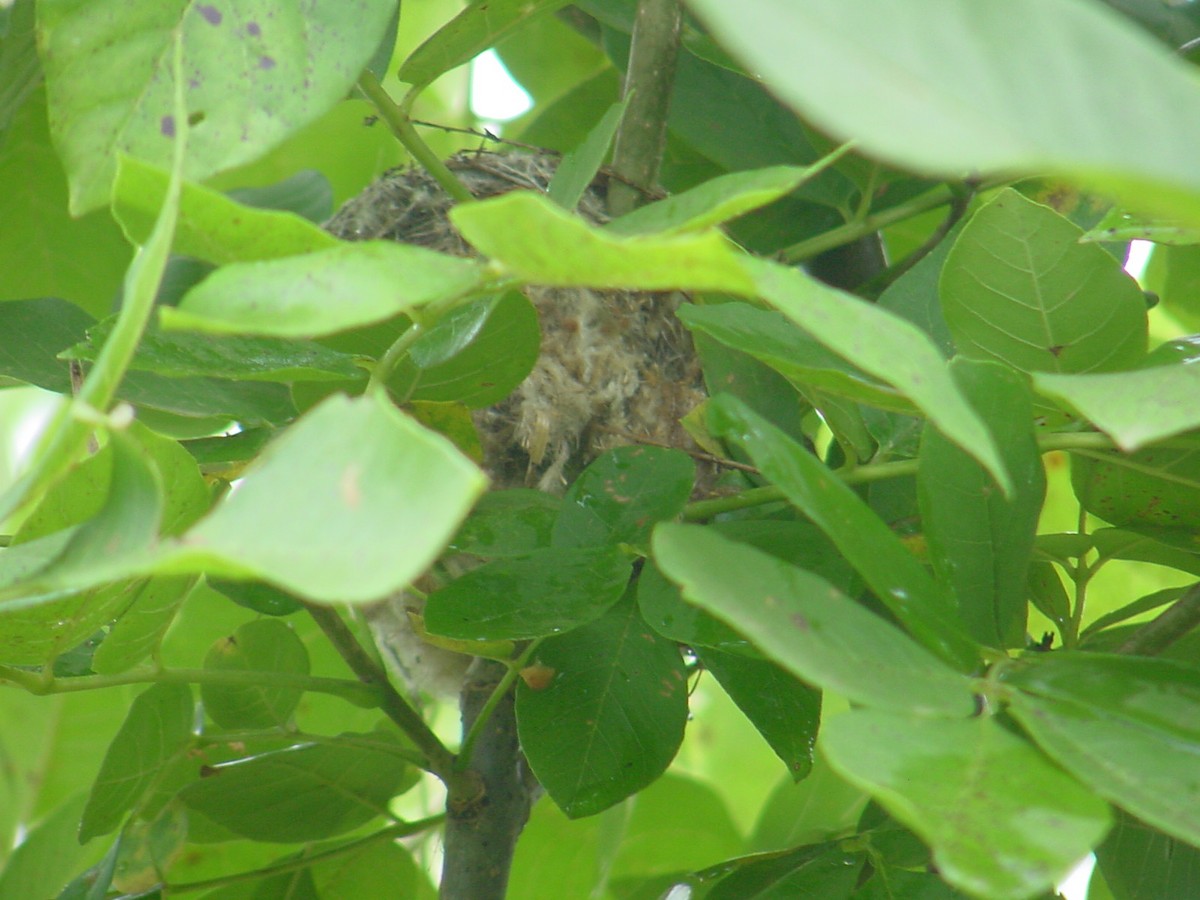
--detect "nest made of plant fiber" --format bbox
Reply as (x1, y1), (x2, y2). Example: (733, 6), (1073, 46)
(325, 149), (709, 493)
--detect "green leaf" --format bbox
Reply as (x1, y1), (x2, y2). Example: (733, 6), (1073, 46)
(449, 191), (757, 294)
(516, 594), (688, 818)
(0, 86), (131, 315)
(1027, 563), (1072, 635)
(941, 190), (1146, 375)
(389, 289), (540, 409)
(1081, 207), (1200, 246)
(745, 257), (1010, 492)
(112, 156), (338, 264)
(310, 838), (425, 898)
(46, 431), (163, 583)
(1035, 364), (1200, 451)
(694, 647), (820, 780)
(0, 794), (91, 900)
(1006, 653), (1200, 847)
(698, 843), (864, 899)
(686, 0), (1200, 220)
(680, 302), (911, 412)
(398, 0), (574, 88)
(822, 709), (1111, 900)
(66, 317), (365, 383)
(172, 392), (487, 603)
(39, 0), (400, 214)
(448, 490), (560, 559)
(423, 546), (631, 641)
(707, 395), (980, 670)
(208, 578), (303, 617)
(639, 519), (861, 655)
(652, 524), (976, 716)
(0, 297), (94, 393)
(607, 154), (850, 238)
(1070, 446), (1200, 532)
(548, 98), (629, 211)
(201, 618), (310, 729)
(79, 682), (194, 842)
(112, 800), (187, 894)
(180, 732), (415, 842)
(163, 241), (488, 338)
(919, 359), (1045, 647)
(552, 446), (695, 551)
(91, 576), (198, 674)
(1096, 811), (1200, 900)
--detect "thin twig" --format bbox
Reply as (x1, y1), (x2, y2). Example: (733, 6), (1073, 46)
(357, 72), (474, 203)
(302, 602), (457, 780)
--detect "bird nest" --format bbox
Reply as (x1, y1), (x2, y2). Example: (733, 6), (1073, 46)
(325, 149), (708, 494)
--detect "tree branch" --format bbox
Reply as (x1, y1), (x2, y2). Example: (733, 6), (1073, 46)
(1117, 582), (1200, 656)
(607, 0), (683, 216)
(440, 659), (534, 900)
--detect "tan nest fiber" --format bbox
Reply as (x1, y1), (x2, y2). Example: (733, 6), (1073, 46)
(325, 150), (707, 493)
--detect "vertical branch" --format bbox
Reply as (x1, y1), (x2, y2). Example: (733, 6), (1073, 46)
(607, 0), (683, 217)
(440, 660), (534, 900)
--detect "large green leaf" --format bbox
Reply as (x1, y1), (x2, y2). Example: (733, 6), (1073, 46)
(639, 520), (860, 658)
(1006, 653), (1200, 847)
(39, 0), (399, 213)
(423, 546), (631, 641)
(707, 395), (980, 670)
(1144, 245), (1200, 331)
(941, 190), (1146, 375)
(822, 709), (1111, 900)
(201, 618), (310, 729)
(919, 359), (1045, 647)
(90, 576), (197, 675)
(1, 392), (486, 605)
(79, 683), (195, 842)
(179, 732), (415, 842)
(552, 446), (695, 551)
(653, 524), (976, 716)
(516, 594), (688, 818)
(163, 241), (488, 338)
(0, 794), (92, 900)
(170, 391), (487, 603)
(687, 0), (1200, 220)
(744, 257), (1010, 492)
(449, 191), (757, 294)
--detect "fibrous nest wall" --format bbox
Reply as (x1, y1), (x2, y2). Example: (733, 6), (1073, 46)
(326, 150), (708, 493)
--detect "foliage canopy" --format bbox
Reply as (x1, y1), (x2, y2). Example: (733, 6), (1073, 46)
(3, 0), (1200, 898)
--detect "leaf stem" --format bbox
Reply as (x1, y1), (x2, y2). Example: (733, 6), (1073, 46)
(455, 639), (541, 772)
(1117, 582), (1200, 656)
(163, 816), (444, 894)
(607, 0), (683, 217)
(779, 183), (960, 264)
(357, 71), (474, 203)
(302, 601), (459, 780)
